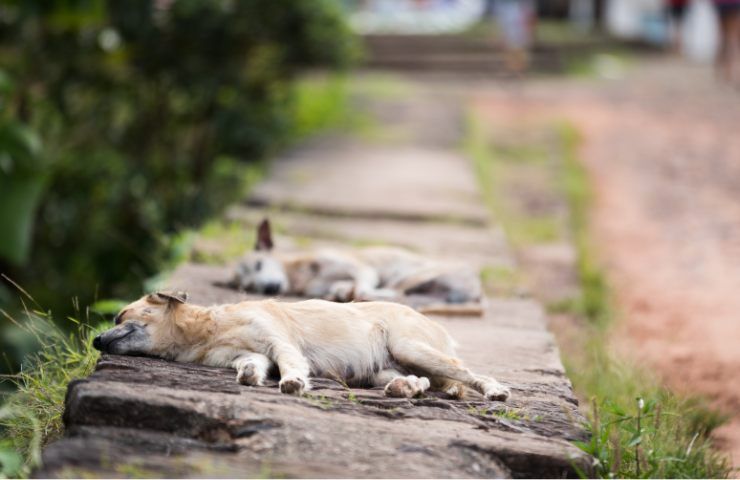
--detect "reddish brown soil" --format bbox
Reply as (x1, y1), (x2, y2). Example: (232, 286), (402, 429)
(476, 58), (740, 467)
(578, 92), (740, 468)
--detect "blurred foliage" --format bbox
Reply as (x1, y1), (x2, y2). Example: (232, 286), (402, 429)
(0, 0), (356, 321)
(292, 74), (352, 140)
(0, 71), (46, 268)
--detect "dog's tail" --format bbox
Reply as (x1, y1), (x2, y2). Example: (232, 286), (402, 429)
(416, 303), (484, 317)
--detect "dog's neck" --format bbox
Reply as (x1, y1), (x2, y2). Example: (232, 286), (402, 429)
(282, 256), (320, 293)
(167, 303), (216, 347)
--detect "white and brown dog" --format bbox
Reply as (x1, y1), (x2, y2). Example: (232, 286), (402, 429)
(229, 219), (483, 311)
(93, 291), (510, 401)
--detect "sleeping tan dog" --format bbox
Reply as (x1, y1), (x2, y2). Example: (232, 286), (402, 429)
(229, 219), (483, 313)
(93, 291), (510, 401)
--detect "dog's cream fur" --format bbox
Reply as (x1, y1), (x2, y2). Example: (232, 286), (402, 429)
(94, 292), (510, 401)
(230, 220), (483, 314)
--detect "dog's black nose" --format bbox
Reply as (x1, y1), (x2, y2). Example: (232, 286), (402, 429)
(263, 283), (281, 295)
(93, 335), (103, 352)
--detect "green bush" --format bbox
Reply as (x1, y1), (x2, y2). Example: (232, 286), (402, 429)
(0, 70), (46, 268)
(0, 0), (356, 315)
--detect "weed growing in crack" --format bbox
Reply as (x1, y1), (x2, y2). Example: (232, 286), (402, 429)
(466, 406), (526, 422)
(302, 393), (333, 410)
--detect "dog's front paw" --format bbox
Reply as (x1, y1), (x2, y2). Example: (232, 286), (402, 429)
(384, 375), (430, 398)
(483, 382), (510, 402)
(327, 281), (356, 302)
(279, 376), (308, 395)
(236, 362), (265, 386)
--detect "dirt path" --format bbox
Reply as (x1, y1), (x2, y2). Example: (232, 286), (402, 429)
(477, 58), (740, 467)
(36, 75), (590, 478)
(579, 62), (740, 467)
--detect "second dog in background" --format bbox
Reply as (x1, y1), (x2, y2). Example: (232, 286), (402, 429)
(228, 219), (483, 312)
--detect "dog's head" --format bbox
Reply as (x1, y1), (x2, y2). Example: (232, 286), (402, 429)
(234, 219), (288, 295)
(93, 291), (189, 356)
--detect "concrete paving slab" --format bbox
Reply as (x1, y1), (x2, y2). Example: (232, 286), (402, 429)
(249, 139), (489, 226)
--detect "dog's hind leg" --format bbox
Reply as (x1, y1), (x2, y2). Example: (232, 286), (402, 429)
(433, 378), (467, 400)
(232, 352), (272, 386)
(269, 340), (312, 395)
(370, 369), (430, 398)
(389, 340), (509, 401)
(325, 280), (398, 303)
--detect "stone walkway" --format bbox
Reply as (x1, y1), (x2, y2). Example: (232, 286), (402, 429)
(37, 76), (589, 478)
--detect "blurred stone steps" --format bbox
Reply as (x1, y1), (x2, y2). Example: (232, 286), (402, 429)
(362, 33), (611, 75)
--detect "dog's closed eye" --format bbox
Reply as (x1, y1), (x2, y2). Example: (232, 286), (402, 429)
(114, 308), (129, 325)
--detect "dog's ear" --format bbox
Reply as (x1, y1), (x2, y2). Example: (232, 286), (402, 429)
(149, 291), (188, 305)
(255, 218), (274, 251)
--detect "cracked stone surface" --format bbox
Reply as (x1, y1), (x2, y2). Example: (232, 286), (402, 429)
(37, 351), (588, 478)
(37, 74), (591, 478)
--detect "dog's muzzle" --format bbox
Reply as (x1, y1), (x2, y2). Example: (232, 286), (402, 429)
(262, 282), (282, 295)
(92, 322), (143, 354)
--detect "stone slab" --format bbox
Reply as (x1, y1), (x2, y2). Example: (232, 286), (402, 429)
(37, 352), (589, 479)
(225, 206), (514, 270)
(249, 139), (489, 226)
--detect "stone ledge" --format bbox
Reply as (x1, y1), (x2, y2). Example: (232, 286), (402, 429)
(37, 354), (591, 478)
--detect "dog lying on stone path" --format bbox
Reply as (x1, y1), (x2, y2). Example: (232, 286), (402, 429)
(228, 219), (483, 314)
(93, 291), (510, 401)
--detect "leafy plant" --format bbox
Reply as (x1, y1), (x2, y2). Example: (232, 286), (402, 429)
(576, 395), (729, 478)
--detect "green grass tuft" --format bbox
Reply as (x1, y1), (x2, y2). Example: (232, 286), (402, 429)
(0, 305), (104, 478)
(571, 343), (731, 478)
(557, 122), (611, 327)
(464, 113), (563, 246)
